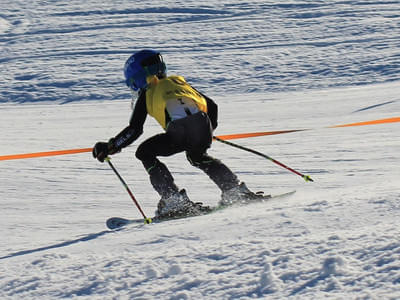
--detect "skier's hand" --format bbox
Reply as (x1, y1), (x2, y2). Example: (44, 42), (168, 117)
(93, 139), (120, 162)
(92, 142), (109, 162)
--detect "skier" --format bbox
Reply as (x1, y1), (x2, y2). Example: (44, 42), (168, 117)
(93, 49), (264, 219)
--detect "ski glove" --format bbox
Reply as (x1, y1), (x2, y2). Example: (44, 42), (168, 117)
(92, 138), (119, 162)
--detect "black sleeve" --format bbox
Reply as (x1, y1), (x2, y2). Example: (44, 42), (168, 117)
(112, 90), (147, 150)
(201, 93), (218, 130)
(191, 85), (218, 130)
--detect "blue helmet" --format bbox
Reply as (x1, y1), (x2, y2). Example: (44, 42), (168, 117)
(124, 49), (166, 91)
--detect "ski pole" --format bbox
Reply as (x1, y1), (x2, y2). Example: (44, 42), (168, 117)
(105, 157), (152, 224)
(213, 136), (313, 182)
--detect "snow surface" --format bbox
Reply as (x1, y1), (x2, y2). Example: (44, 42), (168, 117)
(1, 1), (400, 299)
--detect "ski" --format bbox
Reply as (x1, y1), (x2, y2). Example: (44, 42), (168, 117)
(106, 190), (296, 230)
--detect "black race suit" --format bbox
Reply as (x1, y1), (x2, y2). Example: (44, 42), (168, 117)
(111, 90), (239, 198)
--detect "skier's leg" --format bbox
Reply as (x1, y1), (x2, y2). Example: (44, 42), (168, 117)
(135, 133), (181, 198)
(136, 133), (210, 217)
(186, 151), (239, 191)
(187, 151), (267, 205)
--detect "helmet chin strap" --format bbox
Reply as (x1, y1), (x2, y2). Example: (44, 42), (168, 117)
(130, 88), (139, 110)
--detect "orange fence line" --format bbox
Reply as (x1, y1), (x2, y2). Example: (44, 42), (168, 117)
(215, 129), (307, 140)
(0, 148), (92, 161)
(329, 116), (400, 128)
(1, 116), (398, 161)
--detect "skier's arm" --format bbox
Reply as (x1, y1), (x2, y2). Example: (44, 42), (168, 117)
(191, 85), (218, 130)
(111, 90), (147, 150)
(201, 93), (218, 130)
(93, 91), (147, 162)
(190, 84), (218, 130)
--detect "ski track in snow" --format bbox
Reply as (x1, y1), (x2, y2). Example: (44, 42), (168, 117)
(1, 1), (400, 103)
(1, 0), (400, 299)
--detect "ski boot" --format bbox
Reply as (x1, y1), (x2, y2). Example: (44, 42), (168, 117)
(155, 189), (211, 220)
(220, 182), (270, 206)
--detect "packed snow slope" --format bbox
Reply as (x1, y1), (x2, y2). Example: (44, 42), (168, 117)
(2, 0), (400, 103)
(1, 1), (400, 299)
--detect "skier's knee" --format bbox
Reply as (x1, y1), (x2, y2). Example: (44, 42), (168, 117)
(186, 152), (214, 168)
(186, 152), (201, 167)
(135, 144), (149, 162)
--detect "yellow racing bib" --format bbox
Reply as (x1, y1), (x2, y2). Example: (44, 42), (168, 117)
(146, 75), (208, 129)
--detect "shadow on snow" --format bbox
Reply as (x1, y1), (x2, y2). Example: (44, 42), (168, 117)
(0, 230), (113, 260)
